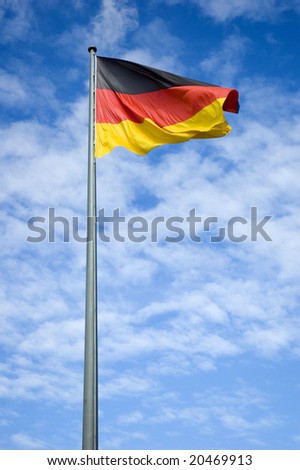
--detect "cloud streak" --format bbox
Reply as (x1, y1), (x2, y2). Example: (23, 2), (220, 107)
(1, 0), (300, 450)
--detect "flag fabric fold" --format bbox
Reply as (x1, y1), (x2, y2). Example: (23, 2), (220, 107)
(95, 56), (239, 157)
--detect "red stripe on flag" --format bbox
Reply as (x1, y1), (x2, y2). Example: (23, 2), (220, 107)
(96, 86), (236, 127)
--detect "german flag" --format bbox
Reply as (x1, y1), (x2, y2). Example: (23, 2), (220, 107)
(95, 57), (239, 157)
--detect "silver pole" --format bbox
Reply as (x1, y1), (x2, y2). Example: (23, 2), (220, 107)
(82, 46), (98, 450)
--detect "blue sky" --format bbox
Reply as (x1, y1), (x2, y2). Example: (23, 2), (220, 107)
(1, 0), (300, 451)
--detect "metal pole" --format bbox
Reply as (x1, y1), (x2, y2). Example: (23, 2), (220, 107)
(82, 46), (98, 450)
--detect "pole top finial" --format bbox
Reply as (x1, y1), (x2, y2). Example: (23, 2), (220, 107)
(88, 46), (97, 53)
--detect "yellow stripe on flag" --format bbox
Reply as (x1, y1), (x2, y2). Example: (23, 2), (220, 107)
(95, 98), (229, 157)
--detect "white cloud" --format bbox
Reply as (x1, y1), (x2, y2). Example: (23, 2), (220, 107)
(0, 0), (33, 43)
(122, 18), (183, 72)
(92, 0), (138, 52)
(103, 429), (147, 449)
(57, 0), (139, 57)
(199, 33), (250, 84)
(118, 411), (144, 425)
(0, 67), (59, 116)
(11, 432), (45, 449)
(189, 0), (300, 22)
(0, 70), (28, 106)
(102, 374), (156, 399)
(110, 383), (279, 447)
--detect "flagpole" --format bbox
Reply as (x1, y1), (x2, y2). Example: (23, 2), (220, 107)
(82, 46), (98, 450)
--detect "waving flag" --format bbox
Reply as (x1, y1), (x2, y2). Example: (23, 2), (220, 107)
(95, 57), (239, 157)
